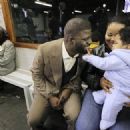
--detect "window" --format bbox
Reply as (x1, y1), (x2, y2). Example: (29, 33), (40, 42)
(9, 0), (51, 44)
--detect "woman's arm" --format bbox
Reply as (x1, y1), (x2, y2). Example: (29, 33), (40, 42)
(81, 62), (104, 90)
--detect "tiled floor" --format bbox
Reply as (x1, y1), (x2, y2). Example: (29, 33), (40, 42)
(0, 82), (67, 130)
(0, 82), (30, 130)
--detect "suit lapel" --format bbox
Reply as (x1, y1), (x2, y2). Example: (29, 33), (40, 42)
(71, 57), (81, 80)
(50, 40), (63, 87)
(49, 39), (82, 86)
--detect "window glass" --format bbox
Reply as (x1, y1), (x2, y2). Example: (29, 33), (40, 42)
(9, 0), (114, 45)
(9, 0), (57, 43)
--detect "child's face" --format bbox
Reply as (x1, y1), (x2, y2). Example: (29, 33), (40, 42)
(112, 34), (126, 50)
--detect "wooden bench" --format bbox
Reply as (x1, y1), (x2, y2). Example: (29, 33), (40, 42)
(0, 47), (36, 111)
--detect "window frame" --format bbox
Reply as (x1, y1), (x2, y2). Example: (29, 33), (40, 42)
(1, 0), (39, 49)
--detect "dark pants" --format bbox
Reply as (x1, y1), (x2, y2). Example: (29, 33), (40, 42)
(0, 80), (5, 90)
(76, 89), (130, 130)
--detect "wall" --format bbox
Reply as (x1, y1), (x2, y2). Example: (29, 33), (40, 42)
(16, 47), (36, 70)
(0, 3), (6, 29)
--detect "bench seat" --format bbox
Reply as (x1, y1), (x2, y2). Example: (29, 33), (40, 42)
(0, 47), (36, 111)
(0, 69), (32, 88)
(0, 68), (33, 111)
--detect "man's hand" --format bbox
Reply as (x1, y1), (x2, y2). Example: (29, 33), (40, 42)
(58, 89), (72, 107)
(49, 96), (60, 109)
(100, 77), (112, 93)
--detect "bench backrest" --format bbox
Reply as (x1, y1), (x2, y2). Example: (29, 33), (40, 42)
(15, 47), (36, 70)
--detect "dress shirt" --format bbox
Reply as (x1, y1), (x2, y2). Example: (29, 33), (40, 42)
(62, 42), (78, 72)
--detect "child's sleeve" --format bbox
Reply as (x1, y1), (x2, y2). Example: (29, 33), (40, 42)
(82, 54), (125, 71)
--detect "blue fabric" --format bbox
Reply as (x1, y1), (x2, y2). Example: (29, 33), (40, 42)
(124, 0), (130, 13)
(76, 89), (130, 130)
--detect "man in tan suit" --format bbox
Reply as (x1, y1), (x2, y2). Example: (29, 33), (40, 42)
(28, 18), (92, 130)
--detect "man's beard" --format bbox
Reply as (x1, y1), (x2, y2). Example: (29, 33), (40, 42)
(75, 44), (87, 54)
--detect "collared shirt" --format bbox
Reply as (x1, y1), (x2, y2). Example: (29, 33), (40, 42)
(62, 41), (79, 72)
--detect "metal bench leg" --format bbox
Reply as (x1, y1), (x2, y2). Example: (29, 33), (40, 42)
(23, 86), (32, 111)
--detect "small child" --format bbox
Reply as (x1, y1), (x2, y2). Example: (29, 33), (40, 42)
(82, 27), (130, 130)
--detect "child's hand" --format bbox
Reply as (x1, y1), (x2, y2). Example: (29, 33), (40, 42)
(86, 47), (93, 55)
(86, 42), (99, 55)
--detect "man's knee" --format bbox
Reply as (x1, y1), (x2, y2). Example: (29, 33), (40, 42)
(27, 112), (43, 127)
(64, 107), (80, 121)
(27, 93), (48, 127)
(64, 93), (81, 121)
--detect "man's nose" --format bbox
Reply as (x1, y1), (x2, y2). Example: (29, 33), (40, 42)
(86, 39), (92, 46)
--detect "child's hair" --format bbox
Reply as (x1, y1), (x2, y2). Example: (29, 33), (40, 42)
(119, 27), (130, 44)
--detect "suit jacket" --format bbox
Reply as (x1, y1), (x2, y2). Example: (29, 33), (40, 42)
(0, 40), (15, 76)
(32, 38), (83, 98)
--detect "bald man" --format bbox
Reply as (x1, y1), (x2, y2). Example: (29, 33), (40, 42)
(27, 18), (92, 130)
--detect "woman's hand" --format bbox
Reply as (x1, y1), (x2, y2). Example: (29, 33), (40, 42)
(100, 77), (112, 93)
(100, 77), (130, 107)
(124, 103), (130, 107)
(124, 96), (130, 107)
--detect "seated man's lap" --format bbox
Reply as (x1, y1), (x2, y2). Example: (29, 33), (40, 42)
(64, 92), (81, 121)
(27, 93), (51, 127)
(28, 92), (81, 129)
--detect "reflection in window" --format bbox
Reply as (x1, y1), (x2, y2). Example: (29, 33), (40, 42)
(9, 0), (54, 43)
(9, 0), (76, 43)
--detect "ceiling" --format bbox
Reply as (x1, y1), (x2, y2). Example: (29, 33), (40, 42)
(11, 0), (125, 14)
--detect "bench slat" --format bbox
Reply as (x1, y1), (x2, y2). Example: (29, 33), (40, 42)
(0, 75), (32, 88)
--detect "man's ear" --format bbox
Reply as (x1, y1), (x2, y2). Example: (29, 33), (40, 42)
(65, 34), (73, 43)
